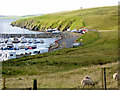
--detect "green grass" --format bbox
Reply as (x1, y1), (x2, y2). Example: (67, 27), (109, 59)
(2, 30), (118, 77)
(11, 6), (118, 31)
(76, 31), (100, 45)
(2, 30), (118, 88)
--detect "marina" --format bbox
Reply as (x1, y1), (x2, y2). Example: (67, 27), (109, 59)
(0, 19), (60, 61)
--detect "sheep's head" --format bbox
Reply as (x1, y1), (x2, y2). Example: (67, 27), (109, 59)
(84, 76), (91, 79)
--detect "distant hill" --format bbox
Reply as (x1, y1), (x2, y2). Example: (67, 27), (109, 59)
(11, 6), (118, 31)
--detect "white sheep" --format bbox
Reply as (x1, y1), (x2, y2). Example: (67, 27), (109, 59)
(81, 76), (94, 88)
(113, 73), (119, 81)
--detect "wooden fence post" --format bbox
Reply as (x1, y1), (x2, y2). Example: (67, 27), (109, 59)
(103, 68), (107, 90)
(101, 68), (103, 90)
(33, 79), (37, 90)
(3, 77), (6, 90)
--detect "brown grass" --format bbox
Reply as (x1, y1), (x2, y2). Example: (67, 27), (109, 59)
(4, 62), (118, 88)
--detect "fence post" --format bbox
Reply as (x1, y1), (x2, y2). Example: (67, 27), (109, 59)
(33, 79), (37, 90)
(103, 68), (107, 90)
(101, 68), (103, 90)
(3, 77), (6, 90)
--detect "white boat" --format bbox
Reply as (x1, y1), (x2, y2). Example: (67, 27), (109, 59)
(40, 39), (44, 43)
(31, 44), (37, 49)
(0, 50), (16, 61)
(0, 38), (5, 43)
(7, 42), (14, 50)
(12, 37), (20, 43)
(14, 44), (19, 50)
(27, 39), (33, 43)
(19, 44), (26, 49)
(0, 43), (7, 50)
(33, 38), (40, 44)
(20, 36), (27, 43)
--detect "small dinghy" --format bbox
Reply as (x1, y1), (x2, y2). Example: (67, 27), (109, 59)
(20, 36), (27, 43)
(19, 44), (26, 49)
(27, 39), (33, 43)
(0, 43), (7, 50)
(0, 38), (5, 43)
(7, 42), (14, 50)
(30, 44), (37, 49)
(14, 44), (19, 50)
(12, 37), (20, 43)
(40, 39), (44, 43)
(33, 38), (40, 44)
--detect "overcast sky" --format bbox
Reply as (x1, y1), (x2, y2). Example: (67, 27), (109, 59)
(0, 0), (119, 16)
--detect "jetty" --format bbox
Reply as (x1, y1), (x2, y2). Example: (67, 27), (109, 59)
(0, 33), (68, 38)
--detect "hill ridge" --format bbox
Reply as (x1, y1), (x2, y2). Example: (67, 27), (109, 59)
(11, 6), (118, 31)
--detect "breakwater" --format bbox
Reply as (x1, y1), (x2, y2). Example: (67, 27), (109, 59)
(0, 33), (68, 38)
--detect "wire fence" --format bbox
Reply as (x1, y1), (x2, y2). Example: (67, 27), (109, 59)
(1, 67), (119, 89)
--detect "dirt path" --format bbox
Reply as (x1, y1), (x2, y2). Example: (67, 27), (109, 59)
(98, 30), (118, 32)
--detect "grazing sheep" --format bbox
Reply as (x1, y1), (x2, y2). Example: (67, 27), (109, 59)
(81, 77), (94, 88)
(113, 73), (119, 81)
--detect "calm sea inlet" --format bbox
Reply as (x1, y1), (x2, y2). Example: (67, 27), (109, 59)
(0, 19), (58, 55)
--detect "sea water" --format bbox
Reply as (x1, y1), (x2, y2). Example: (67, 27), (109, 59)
(0, 19), (58, 55)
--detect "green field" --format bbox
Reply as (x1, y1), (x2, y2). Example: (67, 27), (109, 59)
(2, 5), (119, 88)
(2, 30), (118, 88)
(11, 6), (118, 31)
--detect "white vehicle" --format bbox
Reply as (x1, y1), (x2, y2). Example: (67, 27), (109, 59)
(52, 31), (61, 34)
(32, 48), (48, 55)
(67, 29), (71, 32)
(71, 29), (77, 33)
(73, 43), (80, 47)
(0, 50), (16, 61)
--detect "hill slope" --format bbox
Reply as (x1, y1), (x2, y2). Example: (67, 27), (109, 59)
(11, 6), (118, 31)
(2, 30), (118, 88)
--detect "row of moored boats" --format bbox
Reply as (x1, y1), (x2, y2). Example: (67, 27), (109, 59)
(0, 36), (44, 44)
(0, 36), (44, 50)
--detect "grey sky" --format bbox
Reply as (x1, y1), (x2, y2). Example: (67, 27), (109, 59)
(0, 0), (119, 16)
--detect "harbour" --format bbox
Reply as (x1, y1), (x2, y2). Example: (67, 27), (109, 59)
(0, 19), (60, 61)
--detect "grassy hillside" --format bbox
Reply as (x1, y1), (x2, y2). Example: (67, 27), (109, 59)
(2, 30), (118, 88)
(11, 6), (118, 31)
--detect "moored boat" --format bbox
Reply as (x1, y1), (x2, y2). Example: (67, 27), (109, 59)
(12, 37), (20, 43)
(7, 42), (14, 50)
(40, 39), (44, 43)
(20, 36), (27, 43)
(0, 50), (16, 61)
(0, 38), (5, 43)
(27, 39), (33, 43)
(33, 38), (40, 44)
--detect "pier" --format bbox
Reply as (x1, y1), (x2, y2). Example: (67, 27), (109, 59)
(0, 33), (68, 38)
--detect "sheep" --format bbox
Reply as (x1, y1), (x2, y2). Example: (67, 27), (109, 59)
(81, 76), (95, 88)
(113, 73), (119, 81)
